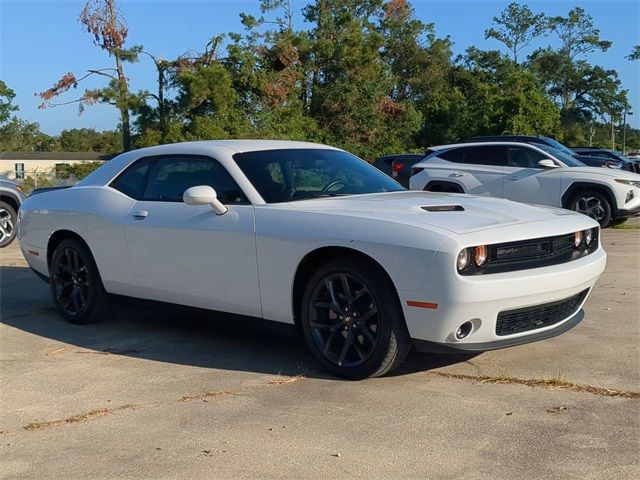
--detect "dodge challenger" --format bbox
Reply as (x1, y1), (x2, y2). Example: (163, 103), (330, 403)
(18, 141), (606, 378)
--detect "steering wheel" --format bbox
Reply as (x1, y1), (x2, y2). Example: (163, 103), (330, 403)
(321, 180), (346, 193)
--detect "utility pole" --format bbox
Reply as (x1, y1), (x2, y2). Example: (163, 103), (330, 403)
(622, 111), (634, 155)
(611, 115), (615, 150)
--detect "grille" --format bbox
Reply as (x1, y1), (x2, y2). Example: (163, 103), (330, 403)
(495, 289), (589, 336)
(489, 233), (577, 267)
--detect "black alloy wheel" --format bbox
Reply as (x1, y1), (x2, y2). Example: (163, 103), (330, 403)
(49, 239), (108, 324)
(301, 259), (411, 379)
(308, 273), (379, 368)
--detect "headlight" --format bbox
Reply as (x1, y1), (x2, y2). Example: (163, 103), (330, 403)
(474, 245), (488, 266)
(457, 249), (470, 271)
(574, 231), (583, 247)
(615, 179), (640, 188)
(584, 229), (593, 246)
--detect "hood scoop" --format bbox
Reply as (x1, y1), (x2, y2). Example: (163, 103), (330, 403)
(421, 205), (464, 212)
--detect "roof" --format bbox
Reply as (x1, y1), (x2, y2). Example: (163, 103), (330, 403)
(0, 151), (116, 161)
(127, 140), (339, 157)
(428, 141), (539, 151)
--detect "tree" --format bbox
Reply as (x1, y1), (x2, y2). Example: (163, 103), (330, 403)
(37, 0), (143, 151)
(547, 7), (612, 60)
(58, 128), (121, 152)
(628, 45), (640, 61)
(484, 2), (547, 63)
(0, 118), (55, 151)
(529, 7), (619, 129)
(0, 80), (18, 124)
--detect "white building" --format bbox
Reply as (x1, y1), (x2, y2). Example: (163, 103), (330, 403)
(0, 152), (113, 181)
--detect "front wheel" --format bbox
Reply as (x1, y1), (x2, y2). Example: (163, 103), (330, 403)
(49, 238), (109, 324)
(568, 190), (612, 228)
(300, 259), (411, 379)
(0, 201), (17, 248)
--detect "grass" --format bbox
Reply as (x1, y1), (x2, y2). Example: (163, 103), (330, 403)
(612, 222), (640, 230)
(24, 404), (139, 431)
(431, 371), (640, 399)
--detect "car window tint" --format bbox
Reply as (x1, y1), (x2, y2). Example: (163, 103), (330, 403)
(440, 146), (506, 166)
(506, 147), (547, 168)
(142, 156), (247, 204)
(110, 157), (154, 199)
(234, 149), (403, 203)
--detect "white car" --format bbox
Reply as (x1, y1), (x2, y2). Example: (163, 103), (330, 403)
(409, 141), (640, 227)
(18, 141), (606, 379)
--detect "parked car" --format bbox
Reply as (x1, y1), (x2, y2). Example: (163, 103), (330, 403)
(409, 141), (640, 227)
(372, 153), (425, 187)
(464, 135), (628, 170)
(0, 179), (26, 248)
(19, 141), (606, 379)
(571, 147), (640, 173)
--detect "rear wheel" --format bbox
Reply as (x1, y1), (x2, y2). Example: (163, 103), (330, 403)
(49, 239), (109, 324)
(0, 201), (17, 248)
(568, 189), (612, 228)
(300, 259), (411, 379)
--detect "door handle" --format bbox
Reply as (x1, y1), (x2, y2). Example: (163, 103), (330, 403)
(132, 210), (148, 219)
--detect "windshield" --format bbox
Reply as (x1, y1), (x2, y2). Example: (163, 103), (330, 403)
(536, 144), (586, 167)
(541, 137), (576, 157)
(234, 148), (405, 203)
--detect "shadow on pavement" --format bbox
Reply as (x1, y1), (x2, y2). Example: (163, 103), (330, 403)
(1, 265), (476, 379)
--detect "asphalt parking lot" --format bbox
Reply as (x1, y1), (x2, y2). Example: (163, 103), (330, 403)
(1, 224), (639, 479)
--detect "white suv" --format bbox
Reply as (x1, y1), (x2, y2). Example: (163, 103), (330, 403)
(409, 142), (640, 227)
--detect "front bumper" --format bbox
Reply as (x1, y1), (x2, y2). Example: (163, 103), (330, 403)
(616, 205), (640, 219)
(398, 246), (606, 352)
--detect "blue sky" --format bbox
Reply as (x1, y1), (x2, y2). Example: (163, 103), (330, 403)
(1, 0), (639, 135)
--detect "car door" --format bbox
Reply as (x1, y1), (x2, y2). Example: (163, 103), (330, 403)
(502, 146), (562, 207)
(438, 145), (506, 197)
(120, 155), (261, 317)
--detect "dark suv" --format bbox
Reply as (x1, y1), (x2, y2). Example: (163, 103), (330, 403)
(572, 147), (640, 173)
(464, 135), (629, 171)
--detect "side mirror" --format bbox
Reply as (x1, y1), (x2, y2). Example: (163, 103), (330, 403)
(538, 159), (559, 169)
(183, 185), (228, 215)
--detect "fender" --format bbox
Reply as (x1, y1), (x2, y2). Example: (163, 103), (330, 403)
(561, 181), (617, 210)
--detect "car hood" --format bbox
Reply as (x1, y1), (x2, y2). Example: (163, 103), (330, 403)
(288, 191), (579, 234)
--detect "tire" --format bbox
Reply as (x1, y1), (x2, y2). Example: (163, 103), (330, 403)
(49, 238), (109, 324)
(300, 258), (411, 379)
(0, 201), (18, 248)
(568, 189), (612, 228)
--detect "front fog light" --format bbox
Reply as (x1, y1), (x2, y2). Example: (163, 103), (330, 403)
(457, 249), (470, 271)
(574, 231), (583, 247)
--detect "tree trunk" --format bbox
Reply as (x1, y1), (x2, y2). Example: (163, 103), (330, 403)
(114, 53), (131, 151)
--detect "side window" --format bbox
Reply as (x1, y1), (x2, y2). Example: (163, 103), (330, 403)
(506, 147), (547, 168)
(142, 156), (247, 204)
(110, 157), (154, 200)
(442, 146), (506, 166)
(438, 148), (463, 163)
